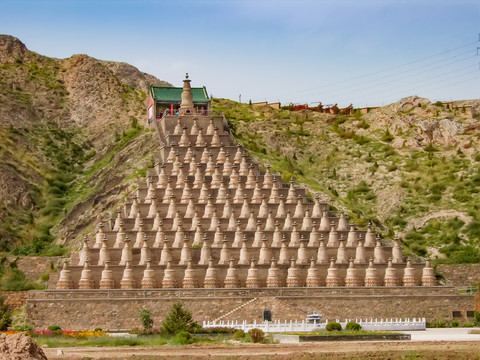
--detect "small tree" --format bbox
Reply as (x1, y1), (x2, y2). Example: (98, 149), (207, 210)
(161, 302), (199, 335)
(0, 296), (12, 331)
(140, 308), (154, 330)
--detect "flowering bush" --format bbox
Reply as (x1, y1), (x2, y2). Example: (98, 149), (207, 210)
(35, 329), (53, 336)
(0, 330), (20, 335)
(32, 329), (108, 337)
(63, 330), (107, 338)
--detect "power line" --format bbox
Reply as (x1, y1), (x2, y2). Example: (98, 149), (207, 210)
(262, 39), (480, 101)
(320, 50), (474, 97)
(275, 60), (477, 107)
(316, 57), (477, 102)
(350, 70), (479, 106)
(253, 38), (480, 105)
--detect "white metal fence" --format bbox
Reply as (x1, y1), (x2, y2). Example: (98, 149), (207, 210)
(203, 317), (426, 332)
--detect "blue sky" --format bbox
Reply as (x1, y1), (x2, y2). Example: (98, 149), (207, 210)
(1, 0), (479, 106)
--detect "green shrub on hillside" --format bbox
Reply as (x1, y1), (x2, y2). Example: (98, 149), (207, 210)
(381, 129), (394, 142)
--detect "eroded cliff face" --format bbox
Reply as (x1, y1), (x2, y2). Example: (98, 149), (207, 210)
(0, 35), (169, 253)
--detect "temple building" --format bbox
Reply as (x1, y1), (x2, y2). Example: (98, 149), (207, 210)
(26, 74), (476, 330)
(147, 73), (210, 122)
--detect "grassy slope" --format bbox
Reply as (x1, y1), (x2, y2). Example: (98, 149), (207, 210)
(212, 98), (480, 264)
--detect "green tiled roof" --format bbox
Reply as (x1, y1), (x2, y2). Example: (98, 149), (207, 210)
(151, 86), (210, 103)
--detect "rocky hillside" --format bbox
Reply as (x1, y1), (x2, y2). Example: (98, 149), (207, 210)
(214, 97), (480, 263)
(0, 35), (170, 259)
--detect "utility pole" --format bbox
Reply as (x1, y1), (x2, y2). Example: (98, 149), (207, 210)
(239, 94), (241, 103)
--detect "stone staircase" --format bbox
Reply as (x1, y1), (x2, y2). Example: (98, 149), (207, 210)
(213, 297), (258, 322)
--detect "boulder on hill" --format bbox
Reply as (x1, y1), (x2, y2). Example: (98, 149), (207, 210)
(395, 96), (431, 112)
(0, 333), (48, 360)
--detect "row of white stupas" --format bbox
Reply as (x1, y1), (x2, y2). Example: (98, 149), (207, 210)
(55, 75), (437, 290)
(56, 257), (437, 290)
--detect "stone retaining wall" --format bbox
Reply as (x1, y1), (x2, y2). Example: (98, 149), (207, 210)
(437, 264), (480, 286)
(2, 291), (28, 310)
(10, 256), (62, 282)
(26, 287), (476, 330)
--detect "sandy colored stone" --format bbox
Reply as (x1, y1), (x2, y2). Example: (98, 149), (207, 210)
(0, 333), (48, 360)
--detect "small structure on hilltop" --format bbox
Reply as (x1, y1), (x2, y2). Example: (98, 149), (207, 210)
(147, 73), (210, 121)
(252, 101), (281, 109)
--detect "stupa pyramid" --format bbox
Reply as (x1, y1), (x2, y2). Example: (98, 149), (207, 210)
(54, 74), (438, 291)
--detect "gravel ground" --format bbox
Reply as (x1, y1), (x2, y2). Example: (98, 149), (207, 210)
(42, 333), (480, 360)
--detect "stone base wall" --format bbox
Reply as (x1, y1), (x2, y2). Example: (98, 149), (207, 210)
(26, 287), (476, 330)
(2, 291), (28, 310)
(437, 264), (480, 287)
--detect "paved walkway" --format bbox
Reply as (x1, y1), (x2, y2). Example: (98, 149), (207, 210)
(401, 328), (480, 342)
